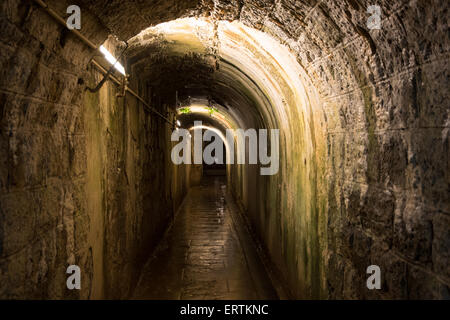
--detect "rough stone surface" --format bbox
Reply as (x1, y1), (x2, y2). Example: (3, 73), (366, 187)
(0, 0), (190, 299)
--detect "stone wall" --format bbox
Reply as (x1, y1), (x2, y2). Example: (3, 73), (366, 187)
(302, 0), (450, 299)
(0, 0), (190, 299)
(228, 0), (449, 299)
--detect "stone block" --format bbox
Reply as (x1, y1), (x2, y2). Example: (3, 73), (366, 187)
(432, 213), (450, 280)
(0, 190), (37, 257)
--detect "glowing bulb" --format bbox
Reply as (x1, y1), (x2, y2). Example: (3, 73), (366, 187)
(176, 120), (181, 127)
(100, 45), (126, 75)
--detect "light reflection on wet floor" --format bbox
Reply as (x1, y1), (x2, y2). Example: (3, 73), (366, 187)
(132, 176), (278, 300)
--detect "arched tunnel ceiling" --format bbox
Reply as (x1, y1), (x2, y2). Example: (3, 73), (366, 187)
(123, 17), (319, 144)
(77, 0), (400, 45)
(76, 0), (447, 112)
(75, 0), (448, 137)
(78, 0), (406, 98)
(178, 111), (231, 133)
(76, 0), (448, 180)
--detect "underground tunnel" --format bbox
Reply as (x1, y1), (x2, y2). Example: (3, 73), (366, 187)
(0, 0), (449, 301)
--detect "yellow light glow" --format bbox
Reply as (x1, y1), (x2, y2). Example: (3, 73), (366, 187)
(188, 105), (210, 114)
(177, 104), (234, 129)
(100, 45), (126, 75)
(189, 125), (231, 161)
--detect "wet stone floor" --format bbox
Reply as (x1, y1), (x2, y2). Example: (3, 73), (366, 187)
(132, 176), (278, 300)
